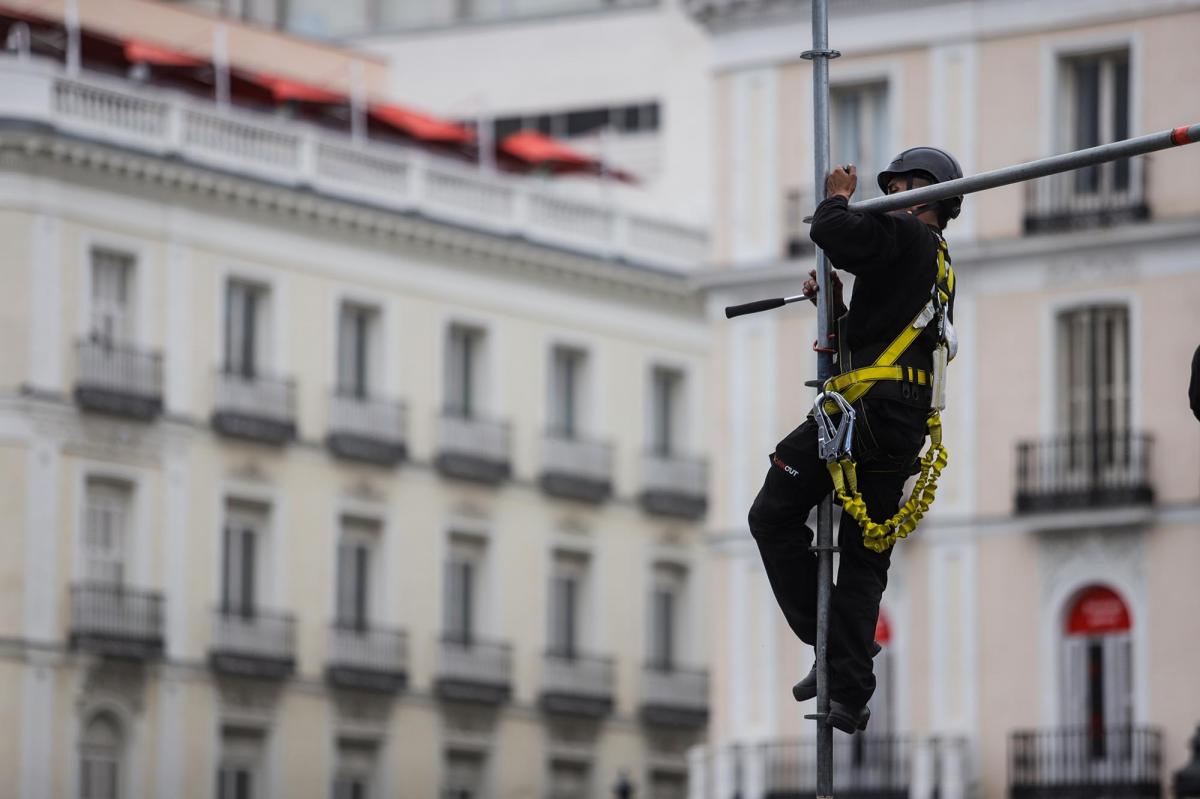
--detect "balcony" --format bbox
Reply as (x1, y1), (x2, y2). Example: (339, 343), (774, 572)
(0, 57), (706, 271)
(539, 651), (616, 718)
(326, 392), (408, 467)
(639, 452), (708, 520)
(1009, 727), (1162, 799)
(539, 433), (614, 504)
(435, 412), (512, 485)
(1023, 162), (1149, 234)
(69, 583), (164, 660)
(211, 369), (297, 446)
(434, 635), (513, 705)
(1015, 432), (1154, 514)
(763, 736), (911, 799)
(325, 623), (409, 694)
(639, 664), (708, 728)
(73, 339), (163, 421)
(209, 608), (296, 680)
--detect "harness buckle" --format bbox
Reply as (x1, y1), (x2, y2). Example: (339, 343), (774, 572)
(813, 390), (856, 463)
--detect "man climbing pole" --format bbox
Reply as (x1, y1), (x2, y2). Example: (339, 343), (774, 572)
(746, 147), (963, 734)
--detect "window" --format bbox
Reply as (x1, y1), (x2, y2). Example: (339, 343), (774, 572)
(831, 82), (890, 201)
(217, 727), (264, 799)
(332, 739), (378, 799)
(224, 280), (269, 378)
(648, 564), (685, 670)
(83, 479), (131, 585)
(89, 249), (134, 345)
(443, 749), (485, 799)
(488, 101), (660, 144)
(336, 517), (378, 630)
(337, 304), (378, 399)
(548, 552), (588, 658)
(79, 711), (122, 799)
(444, 536), (485, 644)
(548, 346), (587, 438)
(222, 503), (266, 616)
(1056, 305), (1131, 468)
(1061, 586), (1133, 756)
(1061, 50), (1130, 194)
(648, 770), (687, 799)
(547, 759), (589, 799)
(649, 366), (684, 457)
(445, 324), (486, 419)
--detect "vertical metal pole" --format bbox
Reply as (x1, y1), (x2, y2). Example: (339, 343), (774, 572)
(808, 0), (836, 797)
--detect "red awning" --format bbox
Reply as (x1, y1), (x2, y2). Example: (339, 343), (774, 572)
(369, 103), (474, 144)
(500, 129), (596, 169)
(124, 39), (204, 68)
(251, 74), (345, 105)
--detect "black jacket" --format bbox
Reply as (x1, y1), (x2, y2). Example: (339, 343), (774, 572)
(809, 196), (945, 375)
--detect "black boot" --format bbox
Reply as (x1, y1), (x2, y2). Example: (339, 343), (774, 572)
(827, 700), (870, 734)
(791, 641), (882, 703)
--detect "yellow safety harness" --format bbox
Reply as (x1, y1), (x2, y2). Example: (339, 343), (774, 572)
(818, 237), (955, 553)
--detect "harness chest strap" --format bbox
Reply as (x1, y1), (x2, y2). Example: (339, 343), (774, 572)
(822, 238), (953, 411)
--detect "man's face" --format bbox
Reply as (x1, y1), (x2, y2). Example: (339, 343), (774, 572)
(887, 174), (932, 213)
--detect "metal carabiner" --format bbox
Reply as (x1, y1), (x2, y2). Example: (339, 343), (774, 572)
(812, 390), (856, 463)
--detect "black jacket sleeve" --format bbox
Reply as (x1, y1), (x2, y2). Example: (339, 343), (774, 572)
(1190, 344), (1200, 422)
(808, 195), (924, 276)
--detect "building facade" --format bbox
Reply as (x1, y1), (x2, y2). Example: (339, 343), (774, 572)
(0, 4), (714, 798)
(689, 0), (1200, 797)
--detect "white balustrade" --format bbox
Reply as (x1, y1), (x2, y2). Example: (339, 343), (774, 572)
(1, 55), (707, 269)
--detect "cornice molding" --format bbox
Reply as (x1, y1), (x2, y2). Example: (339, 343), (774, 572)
(0, 129), (703, 315)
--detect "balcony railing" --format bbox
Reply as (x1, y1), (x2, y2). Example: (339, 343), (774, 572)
(435, 411), (512, 485)
(639, 452), (708, 519)
(540, 433), (614, 503)
(1024, 160), (1150, 234)
(209, 608), (296, 679)
(1015, 432), (1154, 513)
(540, 651), (616, 718)
(640, 664), (709, 728)
(1, 57), (705, 271)
(435, 635), (514, 705)
(326, 622), (409, 693)
(690, 735), (971, 799)
(326, 391), (409, 466)
(1009, 727), (1162, 799)
(211, 369), (297, 446)
(74, 339), (163, 420)
(763, 736), (912, 799)
(69, 582), (164, 659)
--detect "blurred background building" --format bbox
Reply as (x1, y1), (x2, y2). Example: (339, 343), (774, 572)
(690, 0), (1200, 797)
(2, 0), (1200, 798)
(0, 1), (713, 798)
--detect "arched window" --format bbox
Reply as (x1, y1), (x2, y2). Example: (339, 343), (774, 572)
(1061, 585), (1133, 749)
(79, 711), (123, 799)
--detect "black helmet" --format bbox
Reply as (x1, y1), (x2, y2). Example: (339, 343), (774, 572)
(877, 146), (964, 221)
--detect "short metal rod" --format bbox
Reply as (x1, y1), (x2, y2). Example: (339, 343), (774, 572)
(810, 0), (835, 796)
(848, 123), (1200, 215)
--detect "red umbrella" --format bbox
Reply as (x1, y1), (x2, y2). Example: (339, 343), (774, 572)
(369, 103), (474, 145)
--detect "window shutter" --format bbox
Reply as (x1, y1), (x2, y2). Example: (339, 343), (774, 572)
(240, 529), (256, 616)
(337, 542), (355, 626)
(355, 545), (369, 629)
(445, 328), (465, 416)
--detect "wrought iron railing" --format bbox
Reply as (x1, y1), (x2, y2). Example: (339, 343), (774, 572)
(329, 391), (408, 443)
(1009, 726), (1162, 798)
(437, 411), (511, 466)
(438, 635), (514, 687)
(70, 582), (164, 646)
(76, 338), (163, 398)
(1024, 159), (1149, 234)
(328, 622), (408, 674)
(1015, 432), (1154, 513)
(542, 651), (616, 700)
(542, 433), (613, 482)
(642, 664), (709, 711)
(762, 735), (912, 799)
(211, 607), (296, 662)
(213, 369), (297, 423)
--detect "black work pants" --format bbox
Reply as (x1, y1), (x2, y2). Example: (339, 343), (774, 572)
(747, 400), (928, 708)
